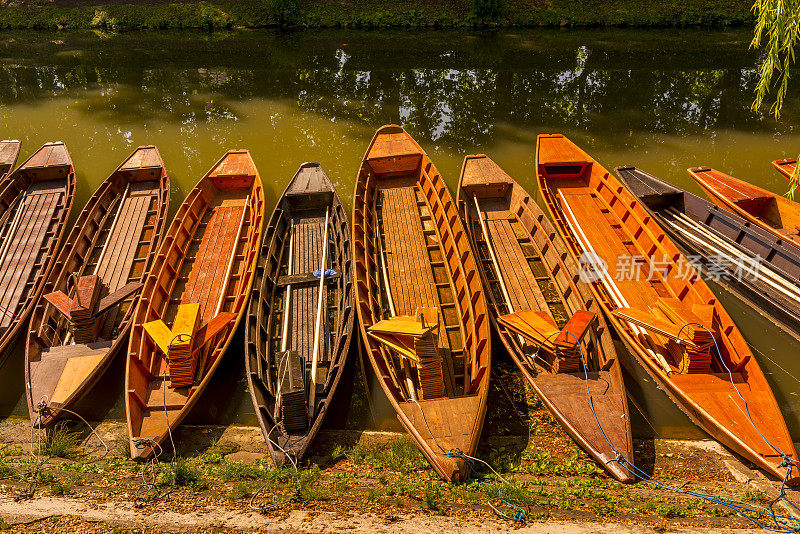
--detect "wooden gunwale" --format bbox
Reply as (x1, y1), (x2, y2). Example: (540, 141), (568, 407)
(25, 146), (170, 426)
(616, 165), (800, 344)
(352, 125), (490, 482)
(773, 158), (796, 181)
(689, 167), (800, 251)
(456, 154), (633, 483)
(244, 162), (354, 467)
(0, 142), (75, 366)
(125, 149), (264, 460)
(537, 134), (797, 482)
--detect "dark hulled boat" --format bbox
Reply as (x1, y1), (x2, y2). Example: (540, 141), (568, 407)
(616, 165), (800, 343)
(245, 162), (354, 467)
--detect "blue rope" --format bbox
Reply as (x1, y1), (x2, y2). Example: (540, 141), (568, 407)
(564, 323), (800, 532)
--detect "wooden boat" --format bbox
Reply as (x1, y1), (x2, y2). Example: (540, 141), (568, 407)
(26, 146), (170, 426)
(0, 141), (20, 180)
(773, 157), (796, 181)
(0, 142), (75, 365)
(616, 165), (800, 343)
(352, 125), (491, 482)
(245, 162), (354, 467)
(457, 154), (633, 482)
(537, 134), (798, 482)
(125, 150), (264, 460)
(689, 166), (800, 250)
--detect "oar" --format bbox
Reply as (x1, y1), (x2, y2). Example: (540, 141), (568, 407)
(557, 190), (674, 376)
(375, 204), (418, 401)
(276, 221), (295, 415)
(308, 206), (330, 413)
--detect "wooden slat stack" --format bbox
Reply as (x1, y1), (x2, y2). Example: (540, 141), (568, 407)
(165, 304), (200, 388)
(277, 350), (307, 432)
(656, 299), (714, 373)
(70, 276), (101, 344)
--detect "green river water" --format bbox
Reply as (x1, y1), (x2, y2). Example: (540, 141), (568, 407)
(0, 28), (799, 441)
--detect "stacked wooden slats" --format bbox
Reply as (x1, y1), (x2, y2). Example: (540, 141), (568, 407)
(69, 275), (101, 343)
(166, 304), (200, 387)
(656, 299), (714, 373)
(277, 350), (307, 432)
(498, 310), (595, 373)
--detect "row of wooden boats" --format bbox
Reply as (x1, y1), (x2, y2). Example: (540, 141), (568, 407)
(1, 129), (798, 485)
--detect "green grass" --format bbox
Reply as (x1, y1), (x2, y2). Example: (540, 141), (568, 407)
(40, 423), (81, 459)
(423, 481), (443, 511)
(157, 458), (207, 491)
(289, 466), (328, 502)
(215, 461), (267, 481)
(347, 439), (429, 474)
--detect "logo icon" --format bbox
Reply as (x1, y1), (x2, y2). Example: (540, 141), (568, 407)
(578, 252), (607, 283)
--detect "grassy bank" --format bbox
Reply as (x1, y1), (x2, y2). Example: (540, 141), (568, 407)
(0, 0), (755, 32)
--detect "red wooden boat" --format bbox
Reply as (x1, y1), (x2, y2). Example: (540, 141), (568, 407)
(352, 125), (491, 481)
(0, 142), (75, 365)
(689, 166), (800, 250)
(537, 134), (797, 482)
(27, 146), (170, 426)
(126, 150), (264, 460)
(773, 157), (796, 181)
(457, 154), (633, 482)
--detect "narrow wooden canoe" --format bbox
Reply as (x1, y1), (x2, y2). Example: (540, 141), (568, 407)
(0, 142), (75, 365)
(352, 125), (491, 482)
(245, 162), (354, 467)
(26, 146), (170, 426)
(689, 166), (800, 251)
(0, 141), (20, 180)
(457, 154), (633, 482)
(616, 165), (800, 343)
(537, 134), (797, 482)
(126, 150), (264, 460)
(773, 158), (796, 181)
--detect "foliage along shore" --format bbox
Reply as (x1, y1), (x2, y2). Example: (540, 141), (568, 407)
(0, 0), (756, 32)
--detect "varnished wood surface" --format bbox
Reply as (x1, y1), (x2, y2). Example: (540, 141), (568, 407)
(352, 125), (491, 482)
(690, 166), (800, 251)
(125, 150), (264, 460)
(537, 134), (797, 482)
(0, 142), (75, 366)
(457, 154), (633, 482)
(773, 158), (796, 181)
(616, 165), (800, 343)
(245, 162), (354, 467)
(0, 141), (20, 180)
(26, 146), (169, 426)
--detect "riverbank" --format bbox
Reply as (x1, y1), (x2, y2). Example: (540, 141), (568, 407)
(0, 0), (755, 31)
(0, 420), (796, 532)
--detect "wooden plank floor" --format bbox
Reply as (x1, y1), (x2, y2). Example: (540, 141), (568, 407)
(287, 213), (328, 362)
(484, 213), (547, 313)
(399, 395), (480, 453)
(0, 181), (64, 328)
(381, 186), (450, 355)
(181, 195), (246, 324)
(95, 182), (158, 336)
